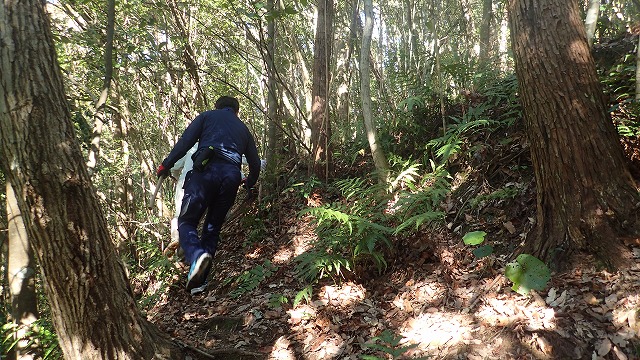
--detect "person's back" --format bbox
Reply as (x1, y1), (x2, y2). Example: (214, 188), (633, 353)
(156, 96), (260, 294)
(161, 103), (260, 186)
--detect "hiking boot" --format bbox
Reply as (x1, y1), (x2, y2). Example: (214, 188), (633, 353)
(186, 252), (212, 291)
(190, 282), (208, 295)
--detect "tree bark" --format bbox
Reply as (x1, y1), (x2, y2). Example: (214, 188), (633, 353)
(167, 0), (208, 110)
(336, 0), (358, 143)
(0, 2), (182, 358)
(585, 0), (600, 47)
(361, 0), (389, 184)
(310, 0), (334, 180)
(508, 0), (640, 270)
(636, 34), (640, 101)
(265, 0), (279, 190)
(7, 180), (38, 360)
(86, 0), (116, 173)
(479, 0), (493, 64)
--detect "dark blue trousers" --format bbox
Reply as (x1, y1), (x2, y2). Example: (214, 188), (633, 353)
(178, 162), (242, 264)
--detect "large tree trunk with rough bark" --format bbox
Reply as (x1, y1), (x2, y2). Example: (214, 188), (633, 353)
(508, 0), (640, 270)
(310, 0), (334, 180)
(0, 2), (181, 358)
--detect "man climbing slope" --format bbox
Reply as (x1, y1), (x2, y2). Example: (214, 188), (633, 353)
(156, 96), (261, 292)
(165, 147), (266, 262)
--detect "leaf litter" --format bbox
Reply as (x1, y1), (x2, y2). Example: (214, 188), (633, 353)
(142, 127), (640, 359)
(143, 200), (640, 359)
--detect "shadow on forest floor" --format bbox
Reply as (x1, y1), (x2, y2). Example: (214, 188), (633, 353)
(143, 170), (640, 360)
(141, 85), (640, 358)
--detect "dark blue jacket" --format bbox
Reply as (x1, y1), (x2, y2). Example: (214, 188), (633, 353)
(162, 108), (261, 188)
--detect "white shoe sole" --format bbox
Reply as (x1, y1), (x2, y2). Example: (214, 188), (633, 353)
(186, 253), (212, 291)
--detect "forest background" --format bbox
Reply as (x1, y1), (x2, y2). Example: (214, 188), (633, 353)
(2, 0), (640, 359)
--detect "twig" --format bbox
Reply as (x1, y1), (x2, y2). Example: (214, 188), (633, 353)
(174, 338), (263, 359)
(467, 274), (503, 311)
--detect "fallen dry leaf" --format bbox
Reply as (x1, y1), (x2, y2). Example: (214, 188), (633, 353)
(597, 338), (612, 357)
(503, 221), (516, 234)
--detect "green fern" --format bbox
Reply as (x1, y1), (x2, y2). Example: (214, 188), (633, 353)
(293, 285), (313, 307)
(428, 116), (498, 163)
(362, 329), (429, 359)
(393, 161), (450, 234)
(227, 260), (278, 298)
(296, 178), (393, 284)
(389, 163), (421, 192)
(268, 294), (289, 309)
(294, 250), (351, 282)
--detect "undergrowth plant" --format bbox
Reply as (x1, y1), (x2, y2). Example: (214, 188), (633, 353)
(392, 160), (450, 234)
(505, 254), (551, 295)
(477, 73), (521, 126)
(469, 183), (524, 209)
(295, 177), (393, 283)
(224, 260), (278, 298)
(2, 318), (62, 359)
(295, 160), (455, 285)
(1, 268), (62, 359)
(427, 106), (499, 163)
(427, 73), (521, 164)
(362, 329), (428, 360)
(462, 231), (551, 295)
(128, 236), (178, 312)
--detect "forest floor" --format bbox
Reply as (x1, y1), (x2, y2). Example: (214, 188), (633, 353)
(141, 132), (640, 360)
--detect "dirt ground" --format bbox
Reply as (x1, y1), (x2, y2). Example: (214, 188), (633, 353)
(143, 191), (640, 360)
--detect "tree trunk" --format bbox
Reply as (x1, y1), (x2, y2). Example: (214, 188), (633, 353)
(310, 0), (334, 180)
(336, 0), (358, 143)
(407, 0), (419, 75)
(361, 0), (389, 184)
(479, 0), (493, 64)
(86, 0), (116, 173)
(113, 86), (134, 253)
(636, 34), (640, 101)
(508, 0), (640, 270)
(0, 2), (182, 358)
(585, 0), (600, 47)
(265, 0), (279, 190)
(7, 180), (38, 360)
(168, 0), (208, 110)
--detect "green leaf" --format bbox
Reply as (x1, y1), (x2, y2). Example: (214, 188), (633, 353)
(463, 231), (487, 245)
(472, 244), (493, 258)
(505, 254), (551, 295)
(293, 286), (312, 307)
(284, 5), (297, 14)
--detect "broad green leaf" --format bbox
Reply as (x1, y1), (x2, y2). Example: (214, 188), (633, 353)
(463, 231), (487, 245)
(472, 244), (493, 258)
(505, 254), (551, 295)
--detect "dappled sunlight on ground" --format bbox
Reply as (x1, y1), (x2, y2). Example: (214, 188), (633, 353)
(318, 282), (366, 307)
(401, 311), (475, 352)
(278, 282), (367, 359)
(245, 247), (263, 259)
(143, 179), (640, 359)
(272, 247), (295, 263)
(268, 336), (296, 360)
(272, 220), (316, 264)
(475, 295), (556, 330)
(146, 236), (640, 359)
